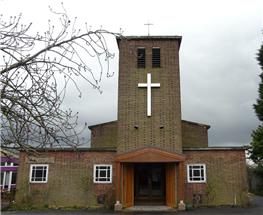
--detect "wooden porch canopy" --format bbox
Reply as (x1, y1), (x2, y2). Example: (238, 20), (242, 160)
(115, 147), (185, 163)
(115, 147), (185, 208)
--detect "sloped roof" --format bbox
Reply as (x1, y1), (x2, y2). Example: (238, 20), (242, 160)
(115, 146), (185, 163)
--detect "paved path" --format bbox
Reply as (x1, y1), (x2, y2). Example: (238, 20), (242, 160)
(2, 195), (263, 215)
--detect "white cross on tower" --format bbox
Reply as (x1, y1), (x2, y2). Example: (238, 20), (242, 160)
(138, 73), (160, 117)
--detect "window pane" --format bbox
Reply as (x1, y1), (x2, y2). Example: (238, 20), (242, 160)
(11, 172), (17, 184)
(137, 48), (145, 68)
(100, 170), (106, 177)
(4, 172), (10, 186)
(152, 48), (160, 68)
(35, 169), (43, 177)
(193, 170), (200, 177)
(1, 172), (4, 185)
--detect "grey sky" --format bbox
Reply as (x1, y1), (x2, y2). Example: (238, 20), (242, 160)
(1, 0), (263, 147)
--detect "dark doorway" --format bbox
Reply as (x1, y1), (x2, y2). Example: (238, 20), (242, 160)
(134, 163), (166, 205)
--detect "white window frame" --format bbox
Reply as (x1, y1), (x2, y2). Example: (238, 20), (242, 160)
(93, 164), (112, 184)
(29, 164), (49, 183)
(187, 164), (206, 183)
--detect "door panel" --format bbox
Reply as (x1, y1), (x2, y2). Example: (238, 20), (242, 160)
(123, 164), (134, 207)
(166, 164), (176, 207)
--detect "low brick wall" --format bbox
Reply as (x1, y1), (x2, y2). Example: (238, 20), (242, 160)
(15, 150), (116, 208)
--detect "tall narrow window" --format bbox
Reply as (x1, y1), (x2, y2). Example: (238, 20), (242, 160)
(152, 47), (161, 68)
(137, 48), (145, 68)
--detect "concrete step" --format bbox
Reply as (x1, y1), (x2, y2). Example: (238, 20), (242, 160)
(124, 205), (176, 212)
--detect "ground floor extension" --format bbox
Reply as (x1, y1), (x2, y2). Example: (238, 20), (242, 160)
(15, 147), (248, 209)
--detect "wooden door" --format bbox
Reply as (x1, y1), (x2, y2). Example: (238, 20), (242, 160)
(166, 164), (176, 207)
(123, 164), (134, 207)
(134, 163), (165, 205)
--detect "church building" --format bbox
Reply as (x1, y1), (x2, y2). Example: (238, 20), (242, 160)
(15, 36), (248, 210)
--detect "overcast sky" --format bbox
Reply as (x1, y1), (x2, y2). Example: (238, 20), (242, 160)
(1, 0), (263, 147)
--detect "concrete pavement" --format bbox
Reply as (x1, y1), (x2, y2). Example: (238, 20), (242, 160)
(2, 195), (263, 215)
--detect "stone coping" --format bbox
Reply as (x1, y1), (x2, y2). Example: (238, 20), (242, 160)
(19, 147), (117, 152)
(183, 146), (248, 151)
(19, 146), (248, 153)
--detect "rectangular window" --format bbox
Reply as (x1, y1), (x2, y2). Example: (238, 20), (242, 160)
(137, 48), (146, 68)
(93, 164), (112, 183)
(30, 164), (48, 183)
(152, 47), (161, 68)
(187, 164), (206, 183)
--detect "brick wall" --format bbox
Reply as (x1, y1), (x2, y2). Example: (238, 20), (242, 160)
(182, 120), (209, 148)
(90, 121), (117, 148)
(89, 119), (209, 149)
(15, 150), (116, 208)
(183, 149), (248, 206)
(117, 37), (182, 153)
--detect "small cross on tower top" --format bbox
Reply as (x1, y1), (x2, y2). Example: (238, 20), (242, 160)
(144, 22), (153, 36)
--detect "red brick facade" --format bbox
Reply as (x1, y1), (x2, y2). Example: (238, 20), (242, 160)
(16, 150), (116, 208)
(184, 149), (248, 206)
(15, 36), (248, 209)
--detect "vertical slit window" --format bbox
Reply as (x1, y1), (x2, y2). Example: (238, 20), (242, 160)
(137, 48), (146, 68)
(152, 47), (161, 68)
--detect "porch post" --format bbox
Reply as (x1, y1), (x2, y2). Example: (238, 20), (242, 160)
(115, 161), (122, 211)
(116, 161), (121, 201)
(178, 161), (185, 201)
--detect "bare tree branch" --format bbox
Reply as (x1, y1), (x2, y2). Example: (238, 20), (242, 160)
(0, 6), (121, 152)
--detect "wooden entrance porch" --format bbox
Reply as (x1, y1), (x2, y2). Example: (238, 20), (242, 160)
(115, 147), (185, 208)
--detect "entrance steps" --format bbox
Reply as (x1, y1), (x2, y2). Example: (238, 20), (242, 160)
(124, 205), (176, 212)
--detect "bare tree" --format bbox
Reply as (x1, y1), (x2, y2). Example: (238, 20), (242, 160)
(0, 5), (120, 152)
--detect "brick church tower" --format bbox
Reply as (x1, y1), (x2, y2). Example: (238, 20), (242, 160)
(117, 36), (183, 153)
(114, 37), (186, 208)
